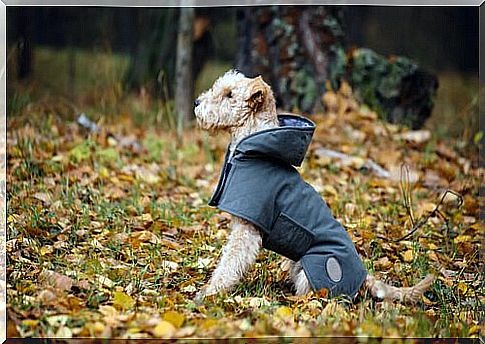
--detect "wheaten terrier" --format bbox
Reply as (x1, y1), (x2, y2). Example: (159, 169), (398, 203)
(194, 70), (434, 303)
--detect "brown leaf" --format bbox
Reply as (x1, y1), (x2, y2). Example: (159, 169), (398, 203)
(374, 256), (392, 270)
(33, 192), (52, 205)
(396, 130), (431, 144)
(40, 270), (73, 292)
(131, 230), (161, 244)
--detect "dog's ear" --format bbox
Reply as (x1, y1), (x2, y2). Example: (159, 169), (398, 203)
(247, 76), (267, 111)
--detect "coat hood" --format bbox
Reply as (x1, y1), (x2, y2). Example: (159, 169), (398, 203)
(234, 113), (315, 167)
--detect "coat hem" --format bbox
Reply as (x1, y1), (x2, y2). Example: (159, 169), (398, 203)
(216, 205), (270, 235)
(300, 255), (367, 298)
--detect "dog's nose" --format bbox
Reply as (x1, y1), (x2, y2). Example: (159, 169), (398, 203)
(194, 99), (201, 107)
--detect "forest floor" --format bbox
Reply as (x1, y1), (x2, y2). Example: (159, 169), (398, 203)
(6, 61), (483, 338)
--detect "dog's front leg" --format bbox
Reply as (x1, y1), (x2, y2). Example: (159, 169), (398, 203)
(195, 217), (262, 302)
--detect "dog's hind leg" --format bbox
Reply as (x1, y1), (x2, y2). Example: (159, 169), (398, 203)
(290, 261), (311, 296)
(195, 217), (262, 302)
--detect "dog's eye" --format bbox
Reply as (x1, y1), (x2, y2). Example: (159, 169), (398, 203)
(226, 91), (232, 98)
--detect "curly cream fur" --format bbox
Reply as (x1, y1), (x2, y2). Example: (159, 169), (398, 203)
(194, 70), (434, 303)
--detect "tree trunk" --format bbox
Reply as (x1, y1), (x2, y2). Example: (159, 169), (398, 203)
(175, 7), (195, 137)
(236, 6), (345, 114)
(124, 8), (210, 99)
(17, 8), (34, 80)
(236, 6), (438, 129)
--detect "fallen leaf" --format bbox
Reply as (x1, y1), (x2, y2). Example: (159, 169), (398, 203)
(152, 320), (176, 338)
(181, 285), (196, 293)
(274, 306), (293, 320)
(37, 290), (56, 304)
(33, 192), (52, 204)
(97, 275), (115, 288)
(428, 251), (439, 262)
(454, 235), (472, 244)
(161, 261), (179, 270)
(113, 291), (135, 310)
(396, 130), (431, 144)
(248, 297), (270, 308)
(196, 257), (212, 269)
(54, 326), (73, 338)
(163, 311), (185, 328)
(131, 230), (161, 244)
(374, 256), (392, 270)
(46, 315), (69, 327)
(40, 270), (73, 292)
(401, 250), (414, 262)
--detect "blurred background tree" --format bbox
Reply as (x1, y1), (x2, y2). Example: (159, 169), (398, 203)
(6, 6), (479, 138)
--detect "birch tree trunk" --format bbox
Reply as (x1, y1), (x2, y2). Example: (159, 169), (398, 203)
(175, 7), (195, 137)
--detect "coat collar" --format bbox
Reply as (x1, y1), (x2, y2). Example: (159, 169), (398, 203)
(233, 113), (315, 167)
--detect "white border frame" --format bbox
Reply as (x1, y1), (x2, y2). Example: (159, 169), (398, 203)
(0, 2), (482, 343)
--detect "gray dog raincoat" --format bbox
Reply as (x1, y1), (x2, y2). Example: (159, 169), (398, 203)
(209, 113), (367, 297)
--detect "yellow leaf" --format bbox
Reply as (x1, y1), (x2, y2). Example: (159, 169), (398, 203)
(274, 306), (293, 320)
(454, 235), (472, 244)
(323, 185), (337, 196)
(470, 222), (483, 231)
(99, 166), (110, 178)
(468, 325), (480, 336)
(163, 311), (185, 328)
(428, 251), (439, 262)
(22, 319), (39, 327)
(127, 327), (142, 334)
(113, 291), (135, 310)
(92, 321), (106, 335)
(40, 246), (52, 256)
(140, 213), (153, 223)
(99, 305), (117, 317)
(152, 320), (176, 338)
(457, 282), (468, 296)
(7, 214), (20, 224)
(401, 250), (414, 262)
(200, 319), (218, 330)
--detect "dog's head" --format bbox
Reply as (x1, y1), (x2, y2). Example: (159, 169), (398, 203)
(194, 70), (276, 132)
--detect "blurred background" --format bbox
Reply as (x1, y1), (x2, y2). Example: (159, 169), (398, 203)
(6, 6), (479, 141)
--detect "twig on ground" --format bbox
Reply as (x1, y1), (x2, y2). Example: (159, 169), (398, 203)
(314, 148), (391, 178)
(394, 189), (463, 242)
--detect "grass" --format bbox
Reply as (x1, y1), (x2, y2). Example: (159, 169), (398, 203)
(427, 71), (480, 143)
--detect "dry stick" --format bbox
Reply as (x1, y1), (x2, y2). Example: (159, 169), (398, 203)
(399, 163), (416, 227)
(314, 148), (391, 178)
(394, 189), (463, 242)
(435, 209), (452, 252)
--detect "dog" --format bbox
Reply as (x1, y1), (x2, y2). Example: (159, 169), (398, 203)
(193, 70), (434, 304)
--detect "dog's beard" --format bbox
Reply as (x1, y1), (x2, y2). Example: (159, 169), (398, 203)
(196, 113), (233, 134)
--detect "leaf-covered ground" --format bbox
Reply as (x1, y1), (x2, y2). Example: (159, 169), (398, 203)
(6, 84), (483, 339)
